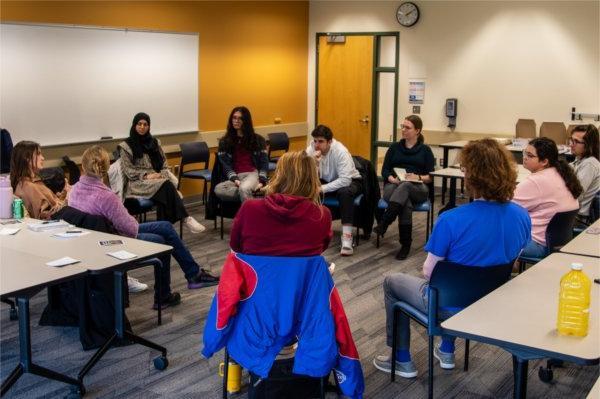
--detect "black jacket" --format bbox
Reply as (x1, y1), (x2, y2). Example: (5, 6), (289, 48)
(352, 156), (380, 237)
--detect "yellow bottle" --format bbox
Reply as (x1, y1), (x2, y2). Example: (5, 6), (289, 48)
(219, 360), (242, 393)
(557, 263), (591, 337)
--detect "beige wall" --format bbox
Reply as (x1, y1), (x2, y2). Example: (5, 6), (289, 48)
(309, 1), (599, 136)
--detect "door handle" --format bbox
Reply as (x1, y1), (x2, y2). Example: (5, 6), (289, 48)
(359, 115), (370, 124)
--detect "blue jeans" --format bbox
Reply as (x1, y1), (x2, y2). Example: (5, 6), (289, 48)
(136, 221), (200, 301)
(520, 239), (549, 259)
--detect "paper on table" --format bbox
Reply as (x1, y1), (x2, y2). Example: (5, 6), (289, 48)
(0, 228), (20, 235)
(107, 250), (137, 260)
(46, 256), (80, 267)
(52, 231), (91, 239)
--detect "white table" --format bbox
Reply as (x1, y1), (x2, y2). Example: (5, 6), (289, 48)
(0, 218), (173, 396)
(430, 165), (529, 208)
(560, 219), (600, 258)
(442, 253), (600, 398)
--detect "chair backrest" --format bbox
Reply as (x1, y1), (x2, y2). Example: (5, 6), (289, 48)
(515, 119), (536, 139)
(546, 208), (579, 251)
(267, 132), (289, 159)
(427, 261), (513, 332)
(539, 122), (567, 145)
(179, 141), (210, 170)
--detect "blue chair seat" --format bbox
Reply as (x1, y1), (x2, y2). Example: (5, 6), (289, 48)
(323, 193), (364, 208)
(376, 198), (432, 248)
(182, 169), (211, 180)
(395, 301), (428, 326)
(137, 198), (155, 210)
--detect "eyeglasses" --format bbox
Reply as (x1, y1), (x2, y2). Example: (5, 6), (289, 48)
(522, 151), (538, 159)
(400, 124), (413, 130)
(569, 138), (585, 145)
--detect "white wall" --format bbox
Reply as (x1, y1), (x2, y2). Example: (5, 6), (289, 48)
(308, 1), (599, 135)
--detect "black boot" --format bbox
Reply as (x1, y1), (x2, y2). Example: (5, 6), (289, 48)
(395, 224), (412, 260)
(374, 202), (402, 237)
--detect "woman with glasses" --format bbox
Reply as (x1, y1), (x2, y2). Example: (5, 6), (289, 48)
(569, 124), (600, 225)
(514, 137), (582, 258)
(374, 115), (435, 260)
(373, 139), (530, 379)
(214, 106), (269, 203)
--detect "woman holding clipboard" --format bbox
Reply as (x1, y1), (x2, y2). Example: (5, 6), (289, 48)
(375, 115), (435, 260)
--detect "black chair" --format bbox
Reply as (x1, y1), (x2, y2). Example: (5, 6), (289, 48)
(177, 141), (212, 205)
(267, 132), (289, 171)
(391, 261), (514, 398)
(518, 209), (579, 273)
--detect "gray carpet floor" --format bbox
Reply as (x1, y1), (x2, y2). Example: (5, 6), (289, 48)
(1, 195), (598, 398)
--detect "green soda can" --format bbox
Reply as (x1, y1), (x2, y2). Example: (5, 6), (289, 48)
(12, 198), (23, 219)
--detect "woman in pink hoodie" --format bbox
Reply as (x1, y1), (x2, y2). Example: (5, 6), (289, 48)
(230, 150), (332, 256)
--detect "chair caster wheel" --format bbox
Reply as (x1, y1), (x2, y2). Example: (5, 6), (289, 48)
(65, 384), (85, 398)
(9, 308), (17, 321)
(154, 355), (169, 370)
(538, 366), (553, 383)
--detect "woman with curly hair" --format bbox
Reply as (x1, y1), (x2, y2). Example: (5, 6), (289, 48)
(214, 106), (269, 202)
(229, 150), (332, 255)
(514, 137), (582, 258)
(373, 139), (530, 379)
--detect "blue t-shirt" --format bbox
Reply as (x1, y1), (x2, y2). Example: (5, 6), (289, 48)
(425, 200), (531, 266)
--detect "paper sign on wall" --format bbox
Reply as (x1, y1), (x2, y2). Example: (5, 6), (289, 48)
(409, 80), (425, 104)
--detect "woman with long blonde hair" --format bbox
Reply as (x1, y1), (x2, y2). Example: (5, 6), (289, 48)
(68, 145), (219, 310)
(230, 150), (332, 255)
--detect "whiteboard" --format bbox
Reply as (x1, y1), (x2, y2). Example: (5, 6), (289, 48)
(0, 23), (199, 146)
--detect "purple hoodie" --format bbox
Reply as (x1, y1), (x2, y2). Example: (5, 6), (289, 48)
(68, 175), (139, 237)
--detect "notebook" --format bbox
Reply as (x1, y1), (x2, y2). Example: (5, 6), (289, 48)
(393, 167), (423, 183)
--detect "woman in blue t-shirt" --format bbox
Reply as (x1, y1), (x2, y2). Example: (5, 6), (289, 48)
(374, 115), (435, 260)
(373, 139), (531, 379)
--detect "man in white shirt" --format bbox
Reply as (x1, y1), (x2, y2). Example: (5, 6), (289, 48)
(306, 125), (362, 255)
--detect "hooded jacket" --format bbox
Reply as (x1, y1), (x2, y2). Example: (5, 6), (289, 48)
(229, 193), (332, 256)
(202, 252), (364, 399)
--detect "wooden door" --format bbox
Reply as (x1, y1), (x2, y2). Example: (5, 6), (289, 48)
(317, 35), (373, 160)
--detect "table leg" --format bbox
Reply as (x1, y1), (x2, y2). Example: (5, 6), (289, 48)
(1, 297), (82, 397)
(512, 355), (529, 399)
(78, 268), (168, 383)
(441, 148), (449, 204)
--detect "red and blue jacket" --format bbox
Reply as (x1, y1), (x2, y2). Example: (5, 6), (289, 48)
(202, 252), (364, 399)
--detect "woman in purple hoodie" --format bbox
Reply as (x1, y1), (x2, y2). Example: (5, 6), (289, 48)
(68, 145), (219, 309)
(230, 150), (332, 256)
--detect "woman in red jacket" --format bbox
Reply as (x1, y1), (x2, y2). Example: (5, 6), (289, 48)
(230, 150), (332, 256)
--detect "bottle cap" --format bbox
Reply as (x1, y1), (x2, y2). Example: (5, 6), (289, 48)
(571, 263), (583, 271)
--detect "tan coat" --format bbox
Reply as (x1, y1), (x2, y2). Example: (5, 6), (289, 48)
(117, 141), (178, 199)
(15, 177), (66, 220)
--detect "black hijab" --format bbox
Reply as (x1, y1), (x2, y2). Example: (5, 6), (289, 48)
(125, 112), (164, 172)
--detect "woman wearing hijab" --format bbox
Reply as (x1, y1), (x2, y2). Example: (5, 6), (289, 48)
(118, 112), (204, 233)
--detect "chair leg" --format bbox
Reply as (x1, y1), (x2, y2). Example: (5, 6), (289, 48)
(519, 260), (525, 274)
(320, 375), (326, 399)
(376, 231), (380, 248)
(222, 350), (229, 399)
(428, 335), (434, 399)
(203, 180), (208, 205)
(464, 339), (470, 371)
(180, 220), (183, 238)
(426, 210), (431, 241)
(220, 214), (224, 240)
(391, 308), (399, 382)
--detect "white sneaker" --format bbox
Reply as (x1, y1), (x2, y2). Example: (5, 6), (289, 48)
(184, 216), (206, 234)
(340, 234), (354, 256)
(328, 262), (336, 275)
(128, 277), (148, 293)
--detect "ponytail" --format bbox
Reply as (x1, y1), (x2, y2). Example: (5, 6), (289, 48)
(555, 159), (583, 198)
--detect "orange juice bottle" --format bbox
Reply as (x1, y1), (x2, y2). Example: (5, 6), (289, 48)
(557, 263), (591, 337)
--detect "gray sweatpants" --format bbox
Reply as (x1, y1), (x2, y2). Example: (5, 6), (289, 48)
(214, 171), (259, 202)
(382, 182), (429, 225)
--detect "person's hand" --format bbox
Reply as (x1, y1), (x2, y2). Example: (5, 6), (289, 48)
(255, 183), (264, 190)
(405, 173), (420, 182)
(314, 150), (322, 162)
(234, 180), (241, 187)
(388, 175), (400, 184)
(145, 173), (161, 180)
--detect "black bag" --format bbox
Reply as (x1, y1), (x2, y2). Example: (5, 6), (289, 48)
(248, 357), (323, 399)
(39, 167), (66, 193)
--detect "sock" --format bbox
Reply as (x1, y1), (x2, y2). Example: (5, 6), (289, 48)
(342, 225), (353, 237)
(395, 349), (411, 363)
(440, 339), (455, 353)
